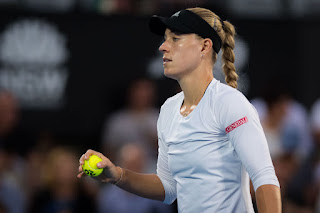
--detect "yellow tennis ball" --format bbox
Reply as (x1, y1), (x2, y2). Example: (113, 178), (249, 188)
(82, 155), (103, 177)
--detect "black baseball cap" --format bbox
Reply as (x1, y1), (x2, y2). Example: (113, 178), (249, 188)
(149, 9), (222, 53)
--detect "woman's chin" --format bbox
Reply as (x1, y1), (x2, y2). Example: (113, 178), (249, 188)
(164, 69), (179, 80)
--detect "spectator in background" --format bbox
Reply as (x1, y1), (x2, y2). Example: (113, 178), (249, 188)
(23, 131), (56, 208)
(0, 148), (26, 213)
(97, 144), (173, 213)
(0, 90), (19, 145)
(259, 92), (292, 159)
(282, 99), (320, 213)
(101, 77), (159, 172)
(0, 90), (26, 213)
(28, 146), (97, 213)
(0, 91), (24, 185)
(250, 86), (314, 212)
(251, 87), (312, 161)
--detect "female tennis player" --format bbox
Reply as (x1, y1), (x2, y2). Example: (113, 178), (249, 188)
(78, 7), (281, 213)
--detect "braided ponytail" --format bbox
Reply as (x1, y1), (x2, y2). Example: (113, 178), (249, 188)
(186, 7), (238, 89)
(221, 21), (238, 89)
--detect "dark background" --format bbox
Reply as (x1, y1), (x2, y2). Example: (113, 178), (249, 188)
(0, 6), (320, 151)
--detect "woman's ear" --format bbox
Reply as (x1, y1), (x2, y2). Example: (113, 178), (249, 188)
(201, 38), (213, 55)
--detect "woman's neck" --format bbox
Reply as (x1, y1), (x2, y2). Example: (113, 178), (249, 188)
(178, 69), (213, 106)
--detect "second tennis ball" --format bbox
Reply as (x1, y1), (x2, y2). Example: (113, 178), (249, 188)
(82, 154), (103, 177)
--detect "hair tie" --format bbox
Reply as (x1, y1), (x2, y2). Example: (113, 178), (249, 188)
(220, 18), (225, 30)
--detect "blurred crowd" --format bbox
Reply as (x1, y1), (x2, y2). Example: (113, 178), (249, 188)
(0, 0), (214, 15)
(250, 84), (320, 213)
(0, 78), (175, 213)
(1, 0), (320, 18)
(1, 77), (320, 213)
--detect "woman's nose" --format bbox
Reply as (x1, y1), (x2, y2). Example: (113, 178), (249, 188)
(159, 40), (169, 53)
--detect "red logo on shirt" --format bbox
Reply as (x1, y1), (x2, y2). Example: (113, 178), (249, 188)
(225, 117), (248, 133)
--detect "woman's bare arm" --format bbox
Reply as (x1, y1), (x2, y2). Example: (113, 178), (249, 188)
(114, 167), (165, 201)
(78, 149), (165, 201)
(256, 184), (282, 213)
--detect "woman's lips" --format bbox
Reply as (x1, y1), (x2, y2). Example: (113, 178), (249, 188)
(163, 58), (172, 65)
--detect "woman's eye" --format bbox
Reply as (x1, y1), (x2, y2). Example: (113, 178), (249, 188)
(172, 37), (179, 41)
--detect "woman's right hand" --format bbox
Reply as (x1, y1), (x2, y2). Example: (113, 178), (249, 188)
(77, 149), (122, 184)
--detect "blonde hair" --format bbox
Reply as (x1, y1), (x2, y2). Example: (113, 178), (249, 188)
(187, 7), (238, 89)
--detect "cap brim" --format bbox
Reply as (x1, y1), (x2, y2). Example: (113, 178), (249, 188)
(149, 16), (168, 36)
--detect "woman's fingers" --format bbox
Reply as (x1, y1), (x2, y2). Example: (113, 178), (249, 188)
(77, 171), (85, 179)
(78, 149), (111, 179)
(97, 156), (112, 168)
(83, 149), (96, 160)
(79, 149), (98, 165)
